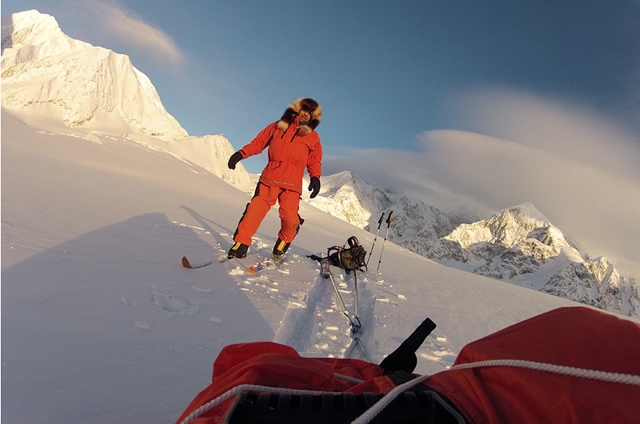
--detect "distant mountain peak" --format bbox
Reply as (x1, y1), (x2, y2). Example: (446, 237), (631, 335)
(2, 10), (89, 60)
(496, 202), (549, 222)
(2, 9), (58, 45)
(1, 10), (187, 141)
(306, 174), (639, 318)
(484, 203), (556, 248)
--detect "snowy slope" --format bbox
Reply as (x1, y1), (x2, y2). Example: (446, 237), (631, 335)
(2, 109), (586, 423)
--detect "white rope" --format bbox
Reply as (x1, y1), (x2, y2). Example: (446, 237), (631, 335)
(350, 358), (640, 424)
(350, 374), (431, 424)
(182, 359), (640, 424)
(450, 359), (640, 386)
(335, 372), (366, 384)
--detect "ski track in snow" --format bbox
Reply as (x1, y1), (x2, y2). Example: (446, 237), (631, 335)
(194, 228), (383, 360)
(176, 221), (455, 368)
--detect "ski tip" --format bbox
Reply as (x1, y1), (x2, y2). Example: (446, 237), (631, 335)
(181, 256), (192, 269)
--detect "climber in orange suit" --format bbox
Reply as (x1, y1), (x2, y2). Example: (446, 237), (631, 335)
(227, 98), (323, 261)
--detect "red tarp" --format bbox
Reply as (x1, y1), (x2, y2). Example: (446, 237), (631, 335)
(177, 307), (640, 423)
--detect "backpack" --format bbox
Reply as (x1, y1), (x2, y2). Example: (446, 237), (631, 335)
(327, 236), (367, 273)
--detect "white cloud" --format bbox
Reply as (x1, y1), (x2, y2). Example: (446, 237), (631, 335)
(419, 130), (640, 272)
(68, 0), (186, 69)
(449, 88), (640, 181)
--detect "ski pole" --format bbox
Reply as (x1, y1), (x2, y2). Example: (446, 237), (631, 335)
(327, 271), (351, 318)
(366, 212), (385, 267)
(376, 211), (393, 271)
(353, 270), (359, 321)
(327, 268), (361, 334)
(380, 317), (436, 374)
(350, 270), (362, 336)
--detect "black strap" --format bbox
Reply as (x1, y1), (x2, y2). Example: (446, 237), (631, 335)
(226, 389), (465, 424)
(380, 317), (437, 375)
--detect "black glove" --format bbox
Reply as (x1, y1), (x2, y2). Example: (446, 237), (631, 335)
(308, 176), (321, 198)
(228, 151), (243, 170)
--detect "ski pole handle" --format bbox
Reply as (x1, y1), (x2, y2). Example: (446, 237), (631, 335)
(366, 212), (385, 267)
(376, 211), (393, 271)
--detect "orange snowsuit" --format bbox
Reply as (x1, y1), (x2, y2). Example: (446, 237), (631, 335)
(233, 115), (322, 245)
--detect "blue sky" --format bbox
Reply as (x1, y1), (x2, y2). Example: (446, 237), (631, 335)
(3, 0), (640, 276)
(4, 1), (639, 155)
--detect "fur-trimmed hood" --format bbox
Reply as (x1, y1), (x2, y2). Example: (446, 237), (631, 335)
(277, 98), (322, 136)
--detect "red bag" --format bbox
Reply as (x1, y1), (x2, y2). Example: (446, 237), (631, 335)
(178, 307), (640, 424)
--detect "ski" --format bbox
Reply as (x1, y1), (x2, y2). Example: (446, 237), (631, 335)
(182, 254), (274, 274)
(324, 268), (369, 360)
(220, 255), (276, 275)
(182, 256), (214, 269)
(308, 253), (370, 359)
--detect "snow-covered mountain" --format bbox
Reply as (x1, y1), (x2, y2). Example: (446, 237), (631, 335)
(302, 171), (639, 318)
(1, 10), (186, 140)
(1, 10), (253, 189)
(3, 9), (637, 319)
(305, 171), (457, 252)
(304, 171), (391, 229)
(430, 204), (640, 317)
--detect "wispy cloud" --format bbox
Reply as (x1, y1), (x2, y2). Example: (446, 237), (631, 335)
(418, 130), (640, 273)
(68, 0), (186, 70)
(449, 88), (640, 181)
(325, 89), (640, 277)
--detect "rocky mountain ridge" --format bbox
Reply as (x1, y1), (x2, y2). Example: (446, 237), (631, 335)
(307, 173), (639, 318)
